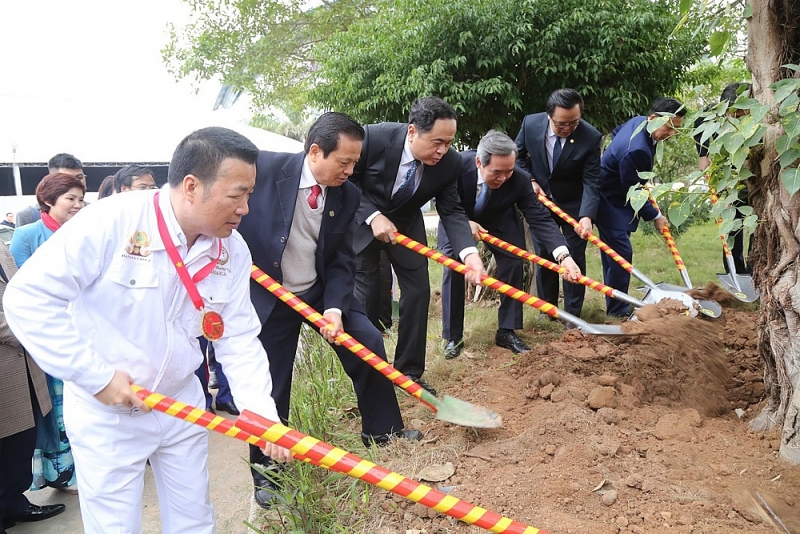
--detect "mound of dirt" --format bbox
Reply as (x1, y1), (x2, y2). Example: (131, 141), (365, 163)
(387, 307), (794, 533)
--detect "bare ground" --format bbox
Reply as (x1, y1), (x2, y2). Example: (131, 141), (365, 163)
(367, 305), (800, 534)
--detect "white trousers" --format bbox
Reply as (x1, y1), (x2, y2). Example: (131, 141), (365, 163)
(63, 379), (214, 534)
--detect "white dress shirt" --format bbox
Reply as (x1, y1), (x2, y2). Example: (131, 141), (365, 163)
(3, 186), (279, 421)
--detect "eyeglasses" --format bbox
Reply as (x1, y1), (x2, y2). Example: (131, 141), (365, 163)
(132, 184), (159, 191)
(550, 118), (580, 129)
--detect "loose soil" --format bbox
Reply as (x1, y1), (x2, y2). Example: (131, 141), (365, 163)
(372, 305), (800, 533)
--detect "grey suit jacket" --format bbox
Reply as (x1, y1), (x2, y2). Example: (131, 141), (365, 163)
(0, 241), (51, 439)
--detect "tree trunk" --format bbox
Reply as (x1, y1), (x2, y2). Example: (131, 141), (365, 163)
(746, 0), (800, 464)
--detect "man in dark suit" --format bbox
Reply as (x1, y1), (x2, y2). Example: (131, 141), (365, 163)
(439, 131), (581, 358)
(595, 97), (685, 316)
(237, 112), (420, 509)
(515, 89), (602, 317)
(350, 97), (485, 397)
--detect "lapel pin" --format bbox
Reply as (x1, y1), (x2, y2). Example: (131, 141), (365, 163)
(329, 211), (335, 217)
(570, 139), (575, 144)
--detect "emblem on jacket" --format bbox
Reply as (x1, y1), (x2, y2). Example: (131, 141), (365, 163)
(125, 231), (152, 257)
(219, 246), (230, 266)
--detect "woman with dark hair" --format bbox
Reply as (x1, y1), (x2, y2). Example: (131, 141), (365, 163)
(97, 175), (116, 200)
(9, 171), (85, 494)
(112, 165), (157, 193)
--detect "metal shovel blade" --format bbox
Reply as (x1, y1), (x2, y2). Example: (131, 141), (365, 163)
(576, 323), (630, 335)
(433, 395), (503, 428)
(649, 283), (723, 318)
(716, 273), (759, 303)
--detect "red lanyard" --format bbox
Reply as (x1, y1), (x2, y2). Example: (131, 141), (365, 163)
(153, 192), (221, 312)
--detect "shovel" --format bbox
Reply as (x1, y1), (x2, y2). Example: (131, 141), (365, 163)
(536, 193), (708, 317)
(250, 265), (502, 429)
(393, 233), (630, 335)
(710, 190), (759, 302)
(479, 232), (648, 313)
(646, 193), (724, 317)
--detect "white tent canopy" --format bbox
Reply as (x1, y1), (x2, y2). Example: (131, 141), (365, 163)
(0, 95), (302, 164)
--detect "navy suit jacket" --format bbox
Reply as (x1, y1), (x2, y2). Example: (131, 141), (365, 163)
(349, 122), (475, 269)
(457, 150), (567, 254)
(596, 116), (660, 232)
(237, 151), (359, 324)
(515, 113), (602, 220)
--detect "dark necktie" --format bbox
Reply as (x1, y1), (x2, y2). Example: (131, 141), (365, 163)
(391, 159), (420, 208)
(307, 184), (322, 209)
(552, 137), (563, 171)
(474, 182), (491, 217)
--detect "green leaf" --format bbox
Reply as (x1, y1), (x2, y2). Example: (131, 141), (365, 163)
(731, 147), (749, 170)
(667, 199), (693, 227)
(743, 214), (758, 233)
(743, 3), (753, 18)
(709, 31), (730, 56)
(782, 168), (800, 197)
(783, 113), (800, 140)
(627, 185), (650, 213)
(679, 0), (692, 16)
(780, 148), (800, 168)
(772, 79), (800, 105)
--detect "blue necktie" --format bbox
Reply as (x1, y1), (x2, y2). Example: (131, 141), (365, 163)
(552, 137), (563, 171)
(474, 182), (491, 217)
(391, 159), (420, 208)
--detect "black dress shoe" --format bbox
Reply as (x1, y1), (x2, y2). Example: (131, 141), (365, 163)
(361, 428), (424, 447)
(495, 330), (530, 354)
(406, 375), (437, 397)
(215, 400), (239, 416)
(443, 339), (463, 360)
(6, 503), (66, 523)
(253, 466), (283, 509)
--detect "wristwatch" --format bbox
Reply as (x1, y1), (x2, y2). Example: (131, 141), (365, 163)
(556, 252), (572, 263)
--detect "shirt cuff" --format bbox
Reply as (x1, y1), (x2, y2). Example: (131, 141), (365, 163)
(459, 247), (480, 261)
(648, 211), (663, 222)
(323, 308), (342, 317)
(551, 245), (569, 260)
(365, 211), (382, 225)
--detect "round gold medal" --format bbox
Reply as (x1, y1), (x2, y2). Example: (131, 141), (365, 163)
(201, 311), (225, 341)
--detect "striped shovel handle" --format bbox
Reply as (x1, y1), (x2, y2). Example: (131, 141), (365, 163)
(250, 265), (435, 411)
(536, 193), (634, 274)
(479, 232), (619, 300)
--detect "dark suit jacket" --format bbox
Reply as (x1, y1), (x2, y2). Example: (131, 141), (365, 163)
(238, 151), (359, 324)
(350, 122), (475, 269)
(515, 113), (602, 220)
(457, 150), (567, 254)
(596, 116), (659, 232)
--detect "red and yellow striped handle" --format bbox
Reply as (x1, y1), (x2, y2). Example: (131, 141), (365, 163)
(393, 234), (560, 319)
(250, 265), (435, 411)
(130, 386), (547, 533)
(709, 190), (733, 256)
(536, 194), (634, 273)
(646, 194), (687, 273)
(130, 385), (315, 466)
(479, 233), (618, 299)
(236, 409), (545, 534)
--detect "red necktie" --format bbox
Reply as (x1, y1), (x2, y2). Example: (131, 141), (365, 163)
(308, 184), (322, 209)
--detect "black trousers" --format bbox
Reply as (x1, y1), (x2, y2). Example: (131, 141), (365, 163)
(438, 220), (523, 341)
(532, 214), (587, 317)
(249, 281), (404, 482)
(0, 372), (40, 525)
(355, 240), (430, 379)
